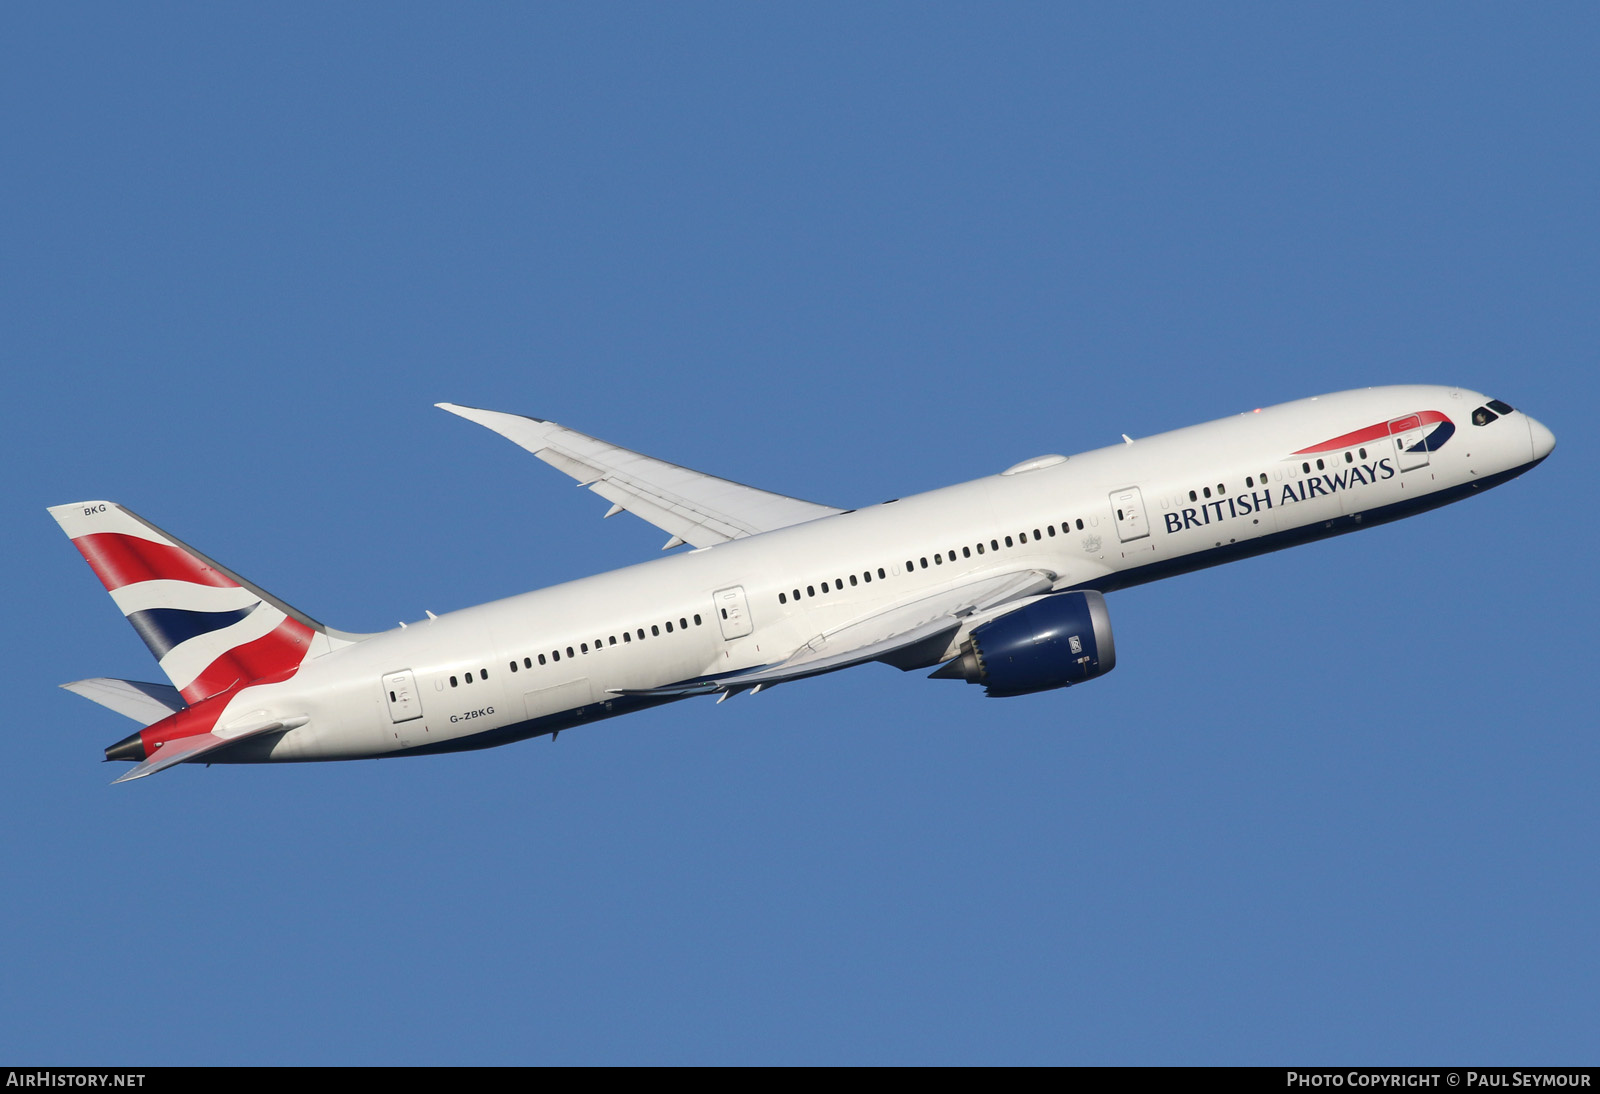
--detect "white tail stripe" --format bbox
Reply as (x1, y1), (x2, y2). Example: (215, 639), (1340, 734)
(109, 580), (258, 616)
(157, 605), (288, 691)
(47, 502), (177, 545)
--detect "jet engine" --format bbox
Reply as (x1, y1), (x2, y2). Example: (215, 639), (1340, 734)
(930, 591), (1116, 697)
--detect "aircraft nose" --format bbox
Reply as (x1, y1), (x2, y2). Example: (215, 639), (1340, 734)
(1527, 415), (1556, 461)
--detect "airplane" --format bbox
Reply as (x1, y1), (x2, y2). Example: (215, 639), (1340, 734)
(51, 385), (1555, 783)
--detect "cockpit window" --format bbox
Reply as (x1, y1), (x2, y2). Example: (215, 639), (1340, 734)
(1472, 406), (1498, 426)
(1487, 399), (1515, 415)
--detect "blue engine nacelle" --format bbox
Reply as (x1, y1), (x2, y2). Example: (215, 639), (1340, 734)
(929, 591), (1116, 697)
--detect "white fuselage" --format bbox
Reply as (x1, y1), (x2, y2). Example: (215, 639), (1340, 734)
(212, 385), (1552, 763)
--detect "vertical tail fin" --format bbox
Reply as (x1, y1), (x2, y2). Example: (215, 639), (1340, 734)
(49, 501), (362, 703)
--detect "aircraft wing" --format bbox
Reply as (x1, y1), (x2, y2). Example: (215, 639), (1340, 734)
(437, 403), (846, 549)
(614, 569), (1056, 697)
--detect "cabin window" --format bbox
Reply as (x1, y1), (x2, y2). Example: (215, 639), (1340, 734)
(920, 557), (928, 569)
(976, 543), (985, 554)
(1004, 536), (1013, 548)
(651, 625), (659, 636)
(694, 614), (702, 625)
(1045, 527), (1054, 538)
(450, 675), (458, 687)
(538, 654), (547, 664)
(464, 671), (473, 683)
(524, 658), (532, 669)
(1189, 490), (1197, 501)
(965, 545), (974, 555)
(1316, 459), (1325, 470)
(665, 621), (673, 633)
(564, 647), (573, 658)
(1018, 532), (1027, 543)
(510, 661), (518, 673)
(906, 560), (914, 571)
(793, 590), (801, 601)
(622, 632), (630, 643)
(934, 554), (943, 565)
(581, 643), (588, 654)
(636, 629), (645, 640)
(1358, 449), (1366, 460)
(820, 581), (829, 594)
(863, 571), (872, 583)
(1302, 462), (1311, 474)
(1203, 487), (1211, 499)
(835, 579), (842, 590)
(680, 618), (688, 630)
(779, 592), (787, 604)
(1245, 477), (1253, 488)
(1033, 528), (1041, 539)
(849, 574), (857, 586)
(551, 651), (560, 662)
(1345, 452), (1353, 463)
(610, 636), (617, 646)
(877, 568), (885, 579)
(1216, 484), (1225, 495)
(807, 585), (816, 597)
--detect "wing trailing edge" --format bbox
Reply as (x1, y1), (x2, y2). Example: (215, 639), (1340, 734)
(613, 570), (1057, 698)
(436, 403), (846, 549)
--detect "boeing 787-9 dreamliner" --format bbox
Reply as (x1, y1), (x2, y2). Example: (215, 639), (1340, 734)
(51, 386), (1554, 783)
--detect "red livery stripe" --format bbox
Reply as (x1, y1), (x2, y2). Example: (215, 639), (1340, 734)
(139, 696), (228, 754)
(72, 532), (238, 594)
(1293, 410), (1451, 455)
(178, 616), (315, 703)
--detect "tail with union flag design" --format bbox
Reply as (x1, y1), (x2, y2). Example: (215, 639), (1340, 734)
(49, 501), (365, 704)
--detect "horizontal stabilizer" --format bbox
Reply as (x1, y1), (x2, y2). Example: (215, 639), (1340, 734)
(437, 403), (845, 549)
(62, 678), (186, 725)
(111, 716), (297, 784)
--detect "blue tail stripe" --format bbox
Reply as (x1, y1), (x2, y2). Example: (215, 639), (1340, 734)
(127, 603), (260, 660)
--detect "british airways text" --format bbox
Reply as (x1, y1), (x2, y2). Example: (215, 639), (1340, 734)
(1163, 459), (1396, 535)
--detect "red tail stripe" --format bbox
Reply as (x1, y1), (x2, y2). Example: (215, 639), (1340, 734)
(178, 616), (315, 703)
(72, 532), (238, 594)
(1292, 410), (1451, 455)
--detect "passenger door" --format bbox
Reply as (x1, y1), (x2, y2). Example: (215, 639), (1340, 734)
(1109, 487), (1150, 542)
(712, 586), (754, 640)
(382, 670), (423, 722)
(1389, 415), (1430, 472)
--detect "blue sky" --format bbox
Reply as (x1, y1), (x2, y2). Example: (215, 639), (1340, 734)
(2, 4), (1594, 1064)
